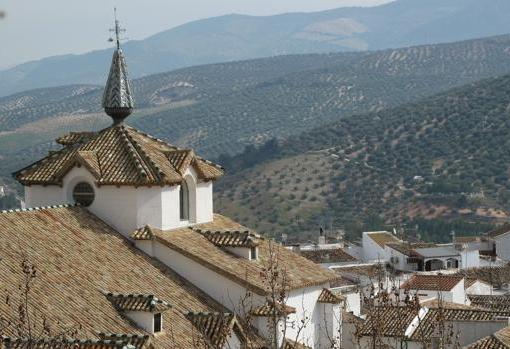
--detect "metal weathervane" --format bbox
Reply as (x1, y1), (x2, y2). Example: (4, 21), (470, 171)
(108, 8), (127, 49)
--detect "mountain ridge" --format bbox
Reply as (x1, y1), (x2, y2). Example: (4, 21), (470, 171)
(2, 0), (510, 96)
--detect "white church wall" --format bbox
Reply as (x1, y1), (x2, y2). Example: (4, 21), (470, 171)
(25, 185), (65, 207)
(24, 164), (216, 237)
(125, 310), (156, 333)
(148, 240), (326, 347)
(150, 241), (265, 310)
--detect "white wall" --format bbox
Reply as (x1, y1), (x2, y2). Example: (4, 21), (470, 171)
(495, 234), (510, 261)
(466, 281), (492, 296)
(24, 165), (214, 237)
(125, 311), (156, 333)
(145, 239), (330, 348)
(460, 249), (480, 269)
(454, 320), (508, 346)
(362, 232), (388, 263)
(150, 240), (262, 311)
(451, 279), (465, 304)
(223, 332), (242, 349)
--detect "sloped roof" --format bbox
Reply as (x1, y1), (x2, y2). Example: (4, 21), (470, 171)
(299, 248), (357, 264)
(466, 334), (508, 349)
(1, 337), (148, 349)
(366, 232), (400, 248)
(317, 288), (344, 304)
(14, 124), (223, 187)
(455, 264), (510, 288)
(196, 229), (261, 248)
(0, 206), (262, 349)
(400, 274), (463, 291)
(145, 214), (340, 295)
(358, 306), (418, 338)
(468, 295), (510, 313)
(250, 302), (296, 317)
(410, 308), (505, 341)
(185, 312), (247, 348)
(104, 293), (171, 313)
(485, 223), (510, 239)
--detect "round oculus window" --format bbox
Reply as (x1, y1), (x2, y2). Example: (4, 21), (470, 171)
(72, 182), (95, 207)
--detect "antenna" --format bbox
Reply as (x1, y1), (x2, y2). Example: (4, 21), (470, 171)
(109, 7), (126, 49)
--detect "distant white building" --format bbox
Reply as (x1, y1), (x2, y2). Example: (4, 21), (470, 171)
(362, 231), (479, 271)
(400, 274), (466, 305)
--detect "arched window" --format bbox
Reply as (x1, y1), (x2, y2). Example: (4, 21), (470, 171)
(179, 181), (189, 221)
(72, 182), (95, 207)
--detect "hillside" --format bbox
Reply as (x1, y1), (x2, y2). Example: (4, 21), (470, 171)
(2, 0), (510, 96)
(214, 74), (510, 241)
(4, 35), (510, 188)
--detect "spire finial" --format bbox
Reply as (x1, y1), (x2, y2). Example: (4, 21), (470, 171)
(110, 7), (125, 50)
(102, 8), (134, 125)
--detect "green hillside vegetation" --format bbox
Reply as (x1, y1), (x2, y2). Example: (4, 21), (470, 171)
(4, 34), (510, 190)
(215, 74), (510, 241)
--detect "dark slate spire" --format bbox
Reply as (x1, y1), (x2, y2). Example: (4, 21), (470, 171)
(102, 9), (134, 125)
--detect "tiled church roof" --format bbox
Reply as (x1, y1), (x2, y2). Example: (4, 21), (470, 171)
(104, 293), (172, 312)
(137, 214), (340, 295)
(185, 312), (247, 348)
(1, 337), (149, 349)
(0, 206), (262, 349)
(196, 229), (261, 248)
(14, 124), (223, 187)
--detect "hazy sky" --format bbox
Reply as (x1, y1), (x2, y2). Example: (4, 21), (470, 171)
(0, 0), (393, 69)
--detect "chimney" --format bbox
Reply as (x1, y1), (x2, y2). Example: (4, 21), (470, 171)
(318, 226), (326, 246)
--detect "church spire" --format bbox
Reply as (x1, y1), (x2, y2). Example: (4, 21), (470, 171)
(102, 8), (134, 125)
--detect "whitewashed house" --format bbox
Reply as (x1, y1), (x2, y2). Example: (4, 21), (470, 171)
(400, 274), (467, 305)
(357, 304), (509, 349)
(11, 22), (344, 349)
(361, 231), (399, 262)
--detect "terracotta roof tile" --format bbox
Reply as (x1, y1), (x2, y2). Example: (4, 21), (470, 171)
(400, 274), (463, 291)
(196, 229), (261, 248)
(1, 337), (145, 349)
(317, 288), (344, 304)
(366, 232), (400, 248)
(411, 308), (505, 341)
(358, 306), (418, 338)
(485, 223), (510, 238)
(104, 293), (172, 312)
(0, 207), (262, 349)
(185, 312), (247, 348)
(468, 295), (510, 313)
(153, 214), (340, 295)
(251, 302), (296, 317)
(465, 334), (508, 349)
(455, 264), (510, 288)
(55, 132), (97, 146)
(14, 125), (223, 187)
(299, 248), (356, 264)
(131, 225), (155, 240)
